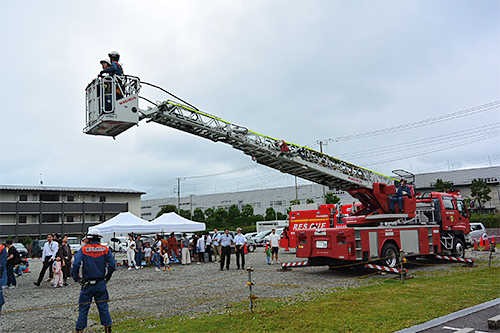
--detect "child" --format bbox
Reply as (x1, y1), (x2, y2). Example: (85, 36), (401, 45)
(144, 243), (152, 267)
(53, 256), (64, 287)
(265, 242), (271, 265)
(162, 252), (172, 271)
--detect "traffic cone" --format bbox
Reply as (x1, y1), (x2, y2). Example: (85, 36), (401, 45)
(473, 239), (479, 251)
(480, 237), (484, 247)
(483, 238), (491, 251)
(491, 236), (496, 244)
(244, 245), (247, 254)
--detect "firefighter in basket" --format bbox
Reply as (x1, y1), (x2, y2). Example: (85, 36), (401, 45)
(71, 228), (116, 333)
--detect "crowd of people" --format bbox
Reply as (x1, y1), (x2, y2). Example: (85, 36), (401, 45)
(0, 225), (284, 332)
(125, 227), (256, 271)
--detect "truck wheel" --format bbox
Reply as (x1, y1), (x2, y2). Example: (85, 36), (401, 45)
(380, 243), (400, 268)
(452, 238), (465, 258)
(248, 245), (255, 252)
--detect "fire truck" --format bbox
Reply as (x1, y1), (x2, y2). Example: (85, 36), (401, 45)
(84, 74), (472, 268)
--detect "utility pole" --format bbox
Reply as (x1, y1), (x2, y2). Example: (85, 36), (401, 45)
(318, 140), (327, 203)
(177, 177), (181, 214)
(295, 176), (298, 203)
(189, 194), (193, 218)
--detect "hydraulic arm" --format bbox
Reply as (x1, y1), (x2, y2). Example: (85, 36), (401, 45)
(84, 75), (396, 192)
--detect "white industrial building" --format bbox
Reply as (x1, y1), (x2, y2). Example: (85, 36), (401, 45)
(141, 184), (355, 220)
(141, 166), (499, 220)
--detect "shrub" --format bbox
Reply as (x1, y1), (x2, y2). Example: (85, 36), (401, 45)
(469, 214), (500, 228)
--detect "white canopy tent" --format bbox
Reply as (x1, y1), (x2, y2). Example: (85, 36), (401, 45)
(90, 212), (159, 236)
(149, 212), (206, 233)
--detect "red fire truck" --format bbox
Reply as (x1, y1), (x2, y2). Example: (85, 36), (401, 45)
(296, 187), (471, 268)
(83, 75), (472, 268)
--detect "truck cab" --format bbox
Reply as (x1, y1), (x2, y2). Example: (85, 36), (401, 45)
(418, 190), (471, 249)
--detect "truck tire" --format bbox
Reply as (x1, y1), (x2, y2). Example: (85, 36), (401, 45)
(380, 243), (400, 268)
(452, 237), (465, 258)
(247, 244), (255, 252)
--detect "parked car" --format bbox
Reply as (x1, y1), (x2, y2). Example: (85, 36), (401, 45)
(108, 237), (128, 253)
(12, 243), (29, 258)
(252, 229), (273, 245)
(244, 232), (258, 240)
(67, 237), (81, 254)
(470, 223), (488, 240)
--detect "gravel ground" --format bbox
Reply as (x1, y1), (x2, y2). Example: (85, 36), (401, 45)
(1, 249), (498, 333)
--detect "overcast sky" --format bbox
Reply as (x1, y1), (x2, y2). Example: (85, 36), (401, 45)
(0, 0), (499, 198)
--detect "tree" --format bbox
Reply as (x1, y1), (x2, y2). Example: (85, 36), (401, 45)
(179, 209), (191, 220)
(213, 207), (228, 227)
(325, 193), (340, 205)
(156, 204), (177, 218)
(192, 208), (205, 222)
(289, 199), (300, 205)
(227, 204), (241, 227)
(471, 179), (491, 213)
(265, 207), (276, 221)
(277, 212), (287, 220)
(241, 204), (254, 218)
(434, 179), (453, 193)
(306, 198), (315, 204)
(204, 208), (215, 220)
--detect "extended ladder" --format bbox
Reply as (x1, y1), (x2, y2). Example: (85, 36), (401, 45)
(84, 76), (395, 191)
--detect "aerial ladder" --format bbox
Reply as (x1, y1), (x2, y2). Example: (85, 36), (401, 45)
(85, 75), (472, 266)
(84, 75), (407, 222)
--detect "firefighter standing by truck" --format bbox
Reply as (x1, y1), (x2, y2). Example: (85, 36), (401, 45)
(71, 228), (116, 333)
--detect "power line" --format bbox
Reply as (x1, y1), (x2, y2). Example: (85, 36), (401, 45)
(314, 100), (499, 144)
(362, 131), (499, 166)
(338, 122), (500, 160)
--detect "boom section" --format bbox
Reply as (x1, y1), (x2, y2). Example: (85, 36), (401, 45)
(142, 100), (395, 191)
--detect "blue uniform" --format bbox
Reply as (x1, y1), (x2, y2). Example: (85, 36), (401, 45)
(101, 61), (123, 76)
(389, 185), (412, 213)
(71, 241), (116, 331)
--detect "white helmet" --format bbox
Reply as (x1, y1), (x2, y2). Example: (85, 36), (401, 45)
(108, 51), (120, 61)
(87, 228), (102, 239)
(100, 59), (111, 66)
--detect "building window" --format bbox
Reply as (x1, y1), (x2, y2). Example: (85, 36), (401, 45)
(18, 194), (28, 201)
(67, 195), (75, 202)
(66, 215), (75, 223)
(42, 214), (59, 223)
(141, 205), (152, 209)
(40, 193), (59, 201)
(99, 215), (105, 222)
(99, 196), (106, 202)
(250, 202), (261, 208)
(91, 195), (96, 202)
(18, 215), (27, 224)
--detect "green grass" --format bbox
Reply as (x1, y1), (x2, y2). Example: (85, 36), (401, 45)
(112, 262), (500, 333)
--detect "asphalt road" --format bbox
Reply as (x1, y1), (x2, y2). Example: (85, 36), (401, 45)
(396, 299), (500, 333)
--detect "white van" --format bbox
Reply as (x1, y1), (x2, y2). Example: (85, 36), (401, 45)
(67, 237), (81, 254)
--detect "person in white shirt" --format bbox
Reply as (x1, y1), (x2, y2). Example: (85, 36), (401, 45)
(126, 234), (138, 270)
(196, 234), (205, 264)
(234, 228), (247, 270)
(268, 228), (281, 264)
(212, 229), (221, 262)
(34, 234), (59, 286)
(205, 232), (213, 262)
